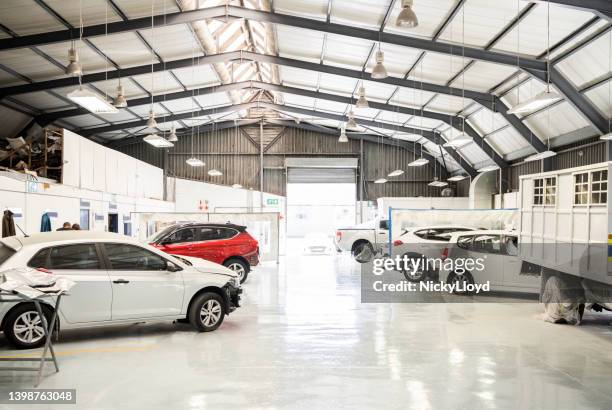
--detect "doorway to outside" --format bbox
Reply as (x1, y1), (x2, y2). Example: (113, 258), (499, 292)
(285, 160), (357, 239)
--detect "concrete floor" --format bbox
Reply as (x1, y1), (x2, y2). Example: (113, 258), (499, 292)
(2, 241), (612, 409)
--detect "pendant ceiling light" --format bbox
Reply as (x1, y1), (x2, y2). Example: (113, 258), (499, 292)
(208, 169), (223, 176)
(396, 0), (419, 28)
(429, 178), (448, 187)
(508, 0), (561, 115)
(167, 126), (178, 142)
(67, 87), (117, 114)
(408, 158), (428, 167)
(113, 82), (127, 108)
(600, 133), (612, 140)
(477, 165), (499, 173)
(374, 178), (388, 184)
(338, 125), (349, 142)
(447, 175), (468, 182)
(146, 110), (157, 128)
(371, 49), (388, 80)
(356, 85), (369, 108)
(232, 184), (243, 189)
(143, 133), (173, 148)
(443, 133), (472, 148)
(186, 157), (205, 167)
(524, 150), (556, 162)
(388, 169), (404, 177)
(346, 109), (358, 130)
(66, 47), (82, 76)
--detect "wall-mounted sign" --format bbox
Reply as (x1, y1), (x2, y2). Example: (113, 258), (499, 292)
(109, 203), (117, 210)
(26, 181), (38, 193)
(94, 213), (105, 222)
(80, 200), (90, 208)
(266, 198), (279, 205)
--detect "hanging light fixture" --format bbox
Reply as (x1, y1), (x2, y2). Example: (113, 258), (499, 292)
(66, 46), (82, 76)
(67, 87), (117, 114)
(113, 82), (128, 108)
(429, 177), (448, 187)
(186, 157), (205, 167)
(346, 109), (358, 130)
(374, 178), (388, 184)
(408, 158), (429, 167)
(143, 133), (173, 148)
(524, 150), (556, 162)
(443, 133), (472, 148)
(508, 1), (561, 115)
(448, 175), (468, 182)
(356, 84), (369, 108)
(338, 125), (349, 142)
(167, 126), (178, 142)
(232, 184), (243, 189)
(146, 110), (157, 128)
(477, 165), (499, 173)
(371, 41), (388, 80)
(208, 169), (223, 176)
(396, 0), (419, 28)
(388, 169), (404, 177)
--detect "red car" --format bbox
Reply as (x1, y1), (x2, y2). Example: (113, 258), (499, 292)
(150, 223), (259, 283)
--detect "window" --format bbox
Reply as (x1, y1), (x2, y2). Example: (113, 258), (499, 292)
(379, 220), (389, 230)
(168, 228), (197, 243)
(591, 170), (607, 205)
(28, 248), (50, 268)
(574, 173), (589, 205)
(104, 243), (168, 271)
(504, 236), (518, 256)
(456, 236), (474, 250)
(42, 244), (101, 270)
(472, 235), (502, 254)
(574, 170), (607, 205)
(545, 177), (556, 205)
(197, 227), (237, 241)
(533, 179), (544, 205)
(80, 209), (90, 230)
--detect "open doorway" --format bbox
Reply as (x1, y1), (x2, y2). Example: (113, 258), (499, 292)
(108, 213), (118, 233)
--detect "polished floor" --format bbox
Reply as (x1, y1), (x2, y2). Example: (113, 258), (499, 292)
(1, 240), (612, 409)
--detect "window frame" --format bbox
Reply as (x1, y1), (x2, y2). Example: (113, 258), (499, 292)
(28, 243), (105, 270)
(101, 242), (177, 272)
(533, 177), (557, 206)
(471, 234), (503, 255)
(573, 170), (608, 207)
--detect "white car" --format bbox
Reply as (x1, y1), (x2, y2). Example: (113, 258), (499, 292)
(302, 233), (334, 255)
(335, 218), (389, 262)
(389, 225), (478, 281)
(439, 230), (540, 294)
(0, 231), (242, 349)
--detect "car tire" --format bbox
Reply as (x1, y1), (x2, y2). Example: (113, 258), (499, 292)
(189, 292), (226, 332)
(446, 271), (474, 295)
(223, 258), (249, 284)
(352, 241), (374, 263)
(3, 303), (54, 349)
(401, 253), (429, 282)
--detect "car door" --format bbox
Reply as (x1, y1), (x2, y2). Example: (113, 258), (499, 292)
(470, 234), (504, 286)
(190, 227), (229, 264)
(28, 243), (111, 323)
(502, 235), (540, 291)
(103, 243), (184, 320)
(158, 227), (198, 258)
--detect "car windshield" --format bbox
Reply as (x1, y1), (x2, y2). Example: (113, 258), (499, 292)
(0, 242), (16, 266)
(147, 225), (177, 243)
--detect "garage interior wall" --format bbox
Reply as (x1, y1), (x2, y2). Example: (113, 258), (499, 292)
(115, 126), (468, 200)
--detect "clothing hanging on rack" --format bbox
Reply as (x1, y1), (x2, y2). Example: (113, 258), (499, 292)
(40, 213), (52, 232)
(2, 210), (16, 238)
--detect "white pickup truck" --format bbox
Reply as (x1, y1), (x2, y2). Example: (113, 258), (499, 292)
(335, 218), (389, 262)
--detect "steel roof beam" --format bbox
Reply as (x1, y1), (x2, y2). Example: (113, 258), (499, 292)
(537, 0), (612, 22)
(0, 6), (546, 72)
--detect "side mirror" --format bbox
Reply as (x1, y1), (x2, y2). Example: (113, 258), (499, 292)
(166, 262), (181, 272)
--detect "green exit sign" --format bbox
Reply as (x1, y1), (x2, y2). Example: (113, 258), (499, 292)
(266, 198), (279, 205)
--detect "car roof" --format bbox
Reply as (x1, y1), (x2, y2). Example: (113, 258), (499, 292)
(452, 229), (516, 237)
(402, 225), (477, 232)
(2, 231), (137, 250)
(170, 222), (247, 232)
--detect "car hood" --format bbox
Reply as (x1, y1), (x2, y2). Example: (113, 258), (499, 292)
(172, 255), (238, 279)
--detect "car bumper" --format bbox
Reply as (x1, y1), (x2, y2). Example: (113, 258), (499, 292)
(224, 283), (242, 314)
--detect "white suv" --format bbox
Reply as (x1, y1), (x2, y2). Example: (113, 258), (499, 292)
(0, 231), (242, 349)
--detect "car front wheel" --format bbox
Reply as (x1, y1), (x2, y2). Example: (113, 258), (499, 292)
(189, 292), (226, 332)
(223, 258), (249, 284)
(3, 303), (54, 349)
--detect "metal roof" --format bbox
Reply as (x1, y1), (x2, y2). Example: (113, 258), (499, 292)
(0, 0), (610, 172)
